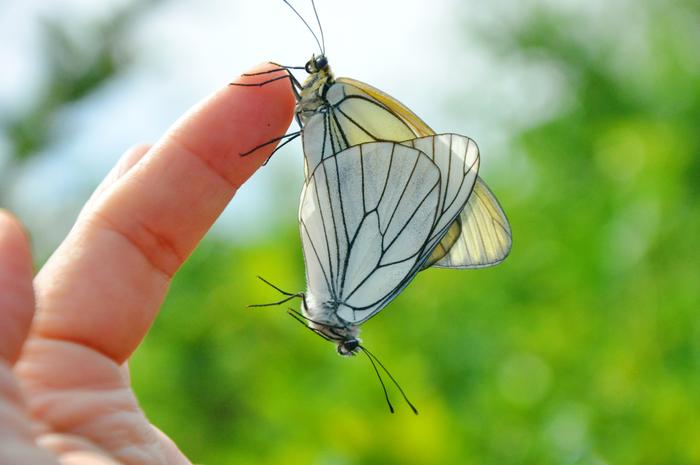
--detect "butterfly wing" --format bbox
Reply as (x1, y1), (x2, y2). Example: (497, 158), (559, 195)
(301, 82), (422, 173)
(431, 180), (512, 268)
(300, 141), (441, 324)
(335, 77), (434, 136)
(401, 134), (480, 262)
(300, 135), (479, 325)
(302, 77), (512, 269)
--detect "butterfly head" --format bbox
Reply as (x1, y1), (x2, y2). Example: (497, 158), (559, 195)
(309, 321), (361, 357)
(337, 337), (361, 356)
(307, 319), (361, 357)
(305, 54), (329, 74)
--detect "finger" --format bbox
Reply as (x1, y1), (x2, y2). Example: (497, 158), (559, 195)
(150, 425), (191, 465)
(0, 212), (55, 464)
(0, 210), (35, 365)
(32, 63), (295, 363)
(81, 143), (152, 214)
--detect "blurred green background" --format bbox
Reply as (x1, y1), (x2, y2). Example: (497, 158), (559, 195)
(2, 0), (699, 464)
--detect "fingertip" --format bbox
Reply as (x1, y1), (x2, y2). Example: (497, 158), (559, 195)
(80, 143), (153, 219)
(224, 62), (297, 176)
(166, 61), (296, 188)
(228, 61), (297, 143)
(112, 143), (153, 181)
(124, 142), (153, 160)
(0, 210), (32, 259)
(0, 210), (35, 365)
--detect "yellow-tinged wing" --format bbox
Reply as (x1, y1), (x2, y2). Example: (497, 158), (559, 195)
(337, 77), (434, 136)
(422, 217), (462, 269)
(432, 180), (511, 268)
(302, 76), (512, 268)
(302, 77), (426, 170)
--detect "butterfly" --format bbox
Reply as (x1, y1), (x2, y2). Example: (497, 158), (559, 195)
(299, 134), (480, 354)
(238, 0), (511, 411)
(256, 133), (480, 413)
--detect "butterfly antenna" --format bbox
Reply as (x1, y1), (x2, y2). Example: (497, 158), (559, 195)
(282, 0), (324, 55)
(361, 345), (418, 415)
(310, 0), (326, 55)
(360, 349), (394, 413)
(248, 276), (304, 308)
(286, 311), (405, 413)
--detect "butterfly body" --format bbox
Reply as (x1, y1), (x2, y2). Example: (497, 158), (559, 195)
(297, 55), (334, 124)
(303, 293), (361, 356)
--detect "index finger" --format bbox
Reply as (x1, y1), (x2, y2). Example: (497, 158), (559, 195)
(32, 63), (296, 363)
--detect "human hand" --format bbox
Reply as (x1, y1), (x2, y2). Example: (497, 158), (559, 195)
(0, 64), (294, 465)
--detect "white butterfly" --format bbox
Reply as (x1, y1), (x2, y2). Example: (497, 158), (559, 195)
(298, 134), (479, 355)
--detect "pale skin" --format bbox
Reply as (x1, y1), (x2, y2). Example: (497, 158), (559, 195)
(0, 64), (295, 465)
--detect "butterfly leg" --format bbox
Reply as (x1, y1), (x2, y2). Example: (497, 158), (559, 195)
(231, 66), (304, 162)
(229, 64), (302, 101)
(240, 131), (301, 165)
